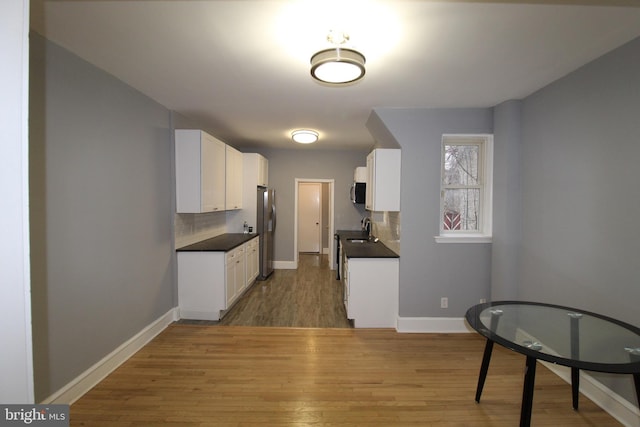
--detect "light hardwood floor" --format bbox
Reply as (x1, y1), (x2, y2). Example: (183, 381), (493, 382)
(71, 327), (622, 426)
(70, 254), (623, 426)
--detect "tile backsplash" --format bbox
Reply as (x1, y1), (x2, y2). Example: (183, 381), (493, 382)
(175, 212), (227, 248)
(175, 209), (400, 255)
(372, 211), (401, 255)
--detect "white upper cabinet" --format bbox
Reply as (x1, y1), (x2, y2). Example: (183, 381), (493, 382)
(175, 129), (226, 213)
(258, 154), (268, 187)
(366, 148), (401, 212)
(225, 145), (243, 210)
(243, 153), (268, 189)
(237, 153), (269, 231)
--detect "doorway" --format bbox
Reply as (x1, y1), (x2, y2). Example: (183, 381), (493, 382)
(298, 183), (321, 253)
(294, 179), (334, 269)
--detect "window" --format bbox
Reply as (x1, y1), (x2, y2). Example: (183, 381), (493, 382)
(436, 134), (493, 243)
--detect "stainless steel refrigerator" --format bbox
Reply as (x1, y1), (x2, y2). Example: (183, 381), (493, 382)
(257, 186), (276, 280)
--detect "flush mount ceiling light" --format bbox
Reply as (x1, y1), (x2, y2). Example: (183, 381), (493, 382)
(310, 31), (366, 85)
(291, 129), (319, 144)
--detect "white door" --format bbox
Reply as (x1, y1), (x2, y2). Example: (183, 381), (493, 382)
(298, 183), (321, 253)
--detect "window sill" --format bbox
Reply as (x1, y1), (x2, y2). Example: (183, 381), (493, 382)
(434, 235), (492, 244)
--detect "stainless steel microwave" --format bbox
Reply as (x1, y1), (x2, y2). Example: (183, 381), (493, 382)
(350, 182), (365, 204)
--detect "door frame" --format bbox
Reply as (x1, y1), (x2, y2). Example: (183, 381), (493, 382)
(297, 182), (322, 254)
(294, 178), (334, 269)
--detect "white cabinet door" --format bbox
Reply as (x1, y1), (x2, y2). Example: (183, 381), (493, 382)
(225, 250), (237, 307)
(231, 153), (269, 233)
(365, 153), (374, 211)
(225, 244), (247, 307)
(203, 132), (226, 212)
(343, 254), (350, 315)
(366, 148), (401, 212)
(225, 245), (244, 306)
(258, 155), (269, 187)
(234, 246), (246, 297)
(225, 145), (243, 210)
(175, 129), (225, 213)
(246, 237), (259, 286)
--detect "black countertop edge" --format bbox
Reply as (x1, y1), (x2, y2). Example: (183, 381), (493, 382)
(336, 230), (399, 259)
(176, 233), (258, 252)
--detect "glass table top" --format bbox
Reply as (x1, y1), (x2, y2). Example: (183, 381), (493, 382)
(465, 301), (640, 374)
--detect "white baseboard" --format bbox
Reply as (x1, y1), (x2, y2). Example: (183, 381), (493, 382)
(396, 316), (472, 333)
(539, 362), (640, 427)
(273, 260), (297, 270)
(397, 320), (640, 425)
(179, 308), (220, 321)
(515, 327), (640, 427)
(41, 308), (179, 405)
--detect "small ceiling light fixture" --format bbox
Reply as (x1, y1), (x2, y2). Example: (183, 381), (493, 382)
(291, 129), (319, 144)
(310, 31), (366, 85)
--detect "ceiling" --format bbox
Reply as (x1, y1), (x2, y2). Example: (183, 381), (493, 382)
(30, 0), (640, 151)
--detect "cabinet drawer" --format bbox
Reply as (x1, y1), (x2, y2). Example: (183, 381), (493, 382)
(225, 246), (245, 264)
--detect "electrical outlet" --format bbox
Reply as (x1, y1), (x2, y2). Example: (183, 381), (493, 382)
(440, 297), (448, 309)
(480, 298), (487, 303)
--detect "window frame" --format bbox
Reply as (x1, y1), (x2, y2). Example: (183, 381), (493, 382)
(435, 134), (493, 243)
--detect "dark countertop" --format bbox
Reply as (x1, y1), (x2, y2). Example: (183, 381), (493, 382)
(336, 229), (399, 259)
(176, 233), (258, 252)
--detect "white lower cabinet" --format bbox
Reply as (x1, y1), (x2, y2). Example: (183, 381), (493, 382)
(344, 257), (399, 328)
(178, 236), (259, 320)
(246, 237), (259, 286)
(225, 244), (246, 307)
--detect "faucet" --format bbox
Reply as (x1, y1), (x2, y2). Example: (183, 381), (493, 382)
(362, 217), (372, 238)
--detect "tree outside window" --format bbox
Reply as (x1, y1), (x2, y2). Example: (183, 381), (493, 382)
(440, 135), (492, 239)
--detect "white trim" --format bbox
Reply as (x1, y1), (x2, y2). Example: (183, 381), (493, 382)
(273, 260), (297, 270)
(293, 178), (335, 267)
(178, 309), (220, 321)
(21, 0), (34, 404)
(439, 134), (493, 239)
(0, 0), (34, 404)
(539, 362), (640, 427)
(397, 317), (473, 333)
(41, 308), (179, 405)
(516, 328), (640, 426)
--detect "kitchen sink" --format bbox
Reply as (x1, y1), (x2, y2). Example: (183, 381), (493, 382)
(346, 237), (378, 243)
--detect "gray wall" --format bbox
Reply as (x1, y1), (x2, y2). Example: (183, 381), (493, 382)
(517, 36), (640, 404)
(29, 34), (175, 401)
(491, 100), (522, 301)
(371, 108), (494, 316)
(258, 148), (369, 262)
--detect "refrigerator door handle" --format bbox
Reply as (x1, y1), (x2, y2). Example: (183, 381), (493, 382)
(271, 203), (276, 232)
